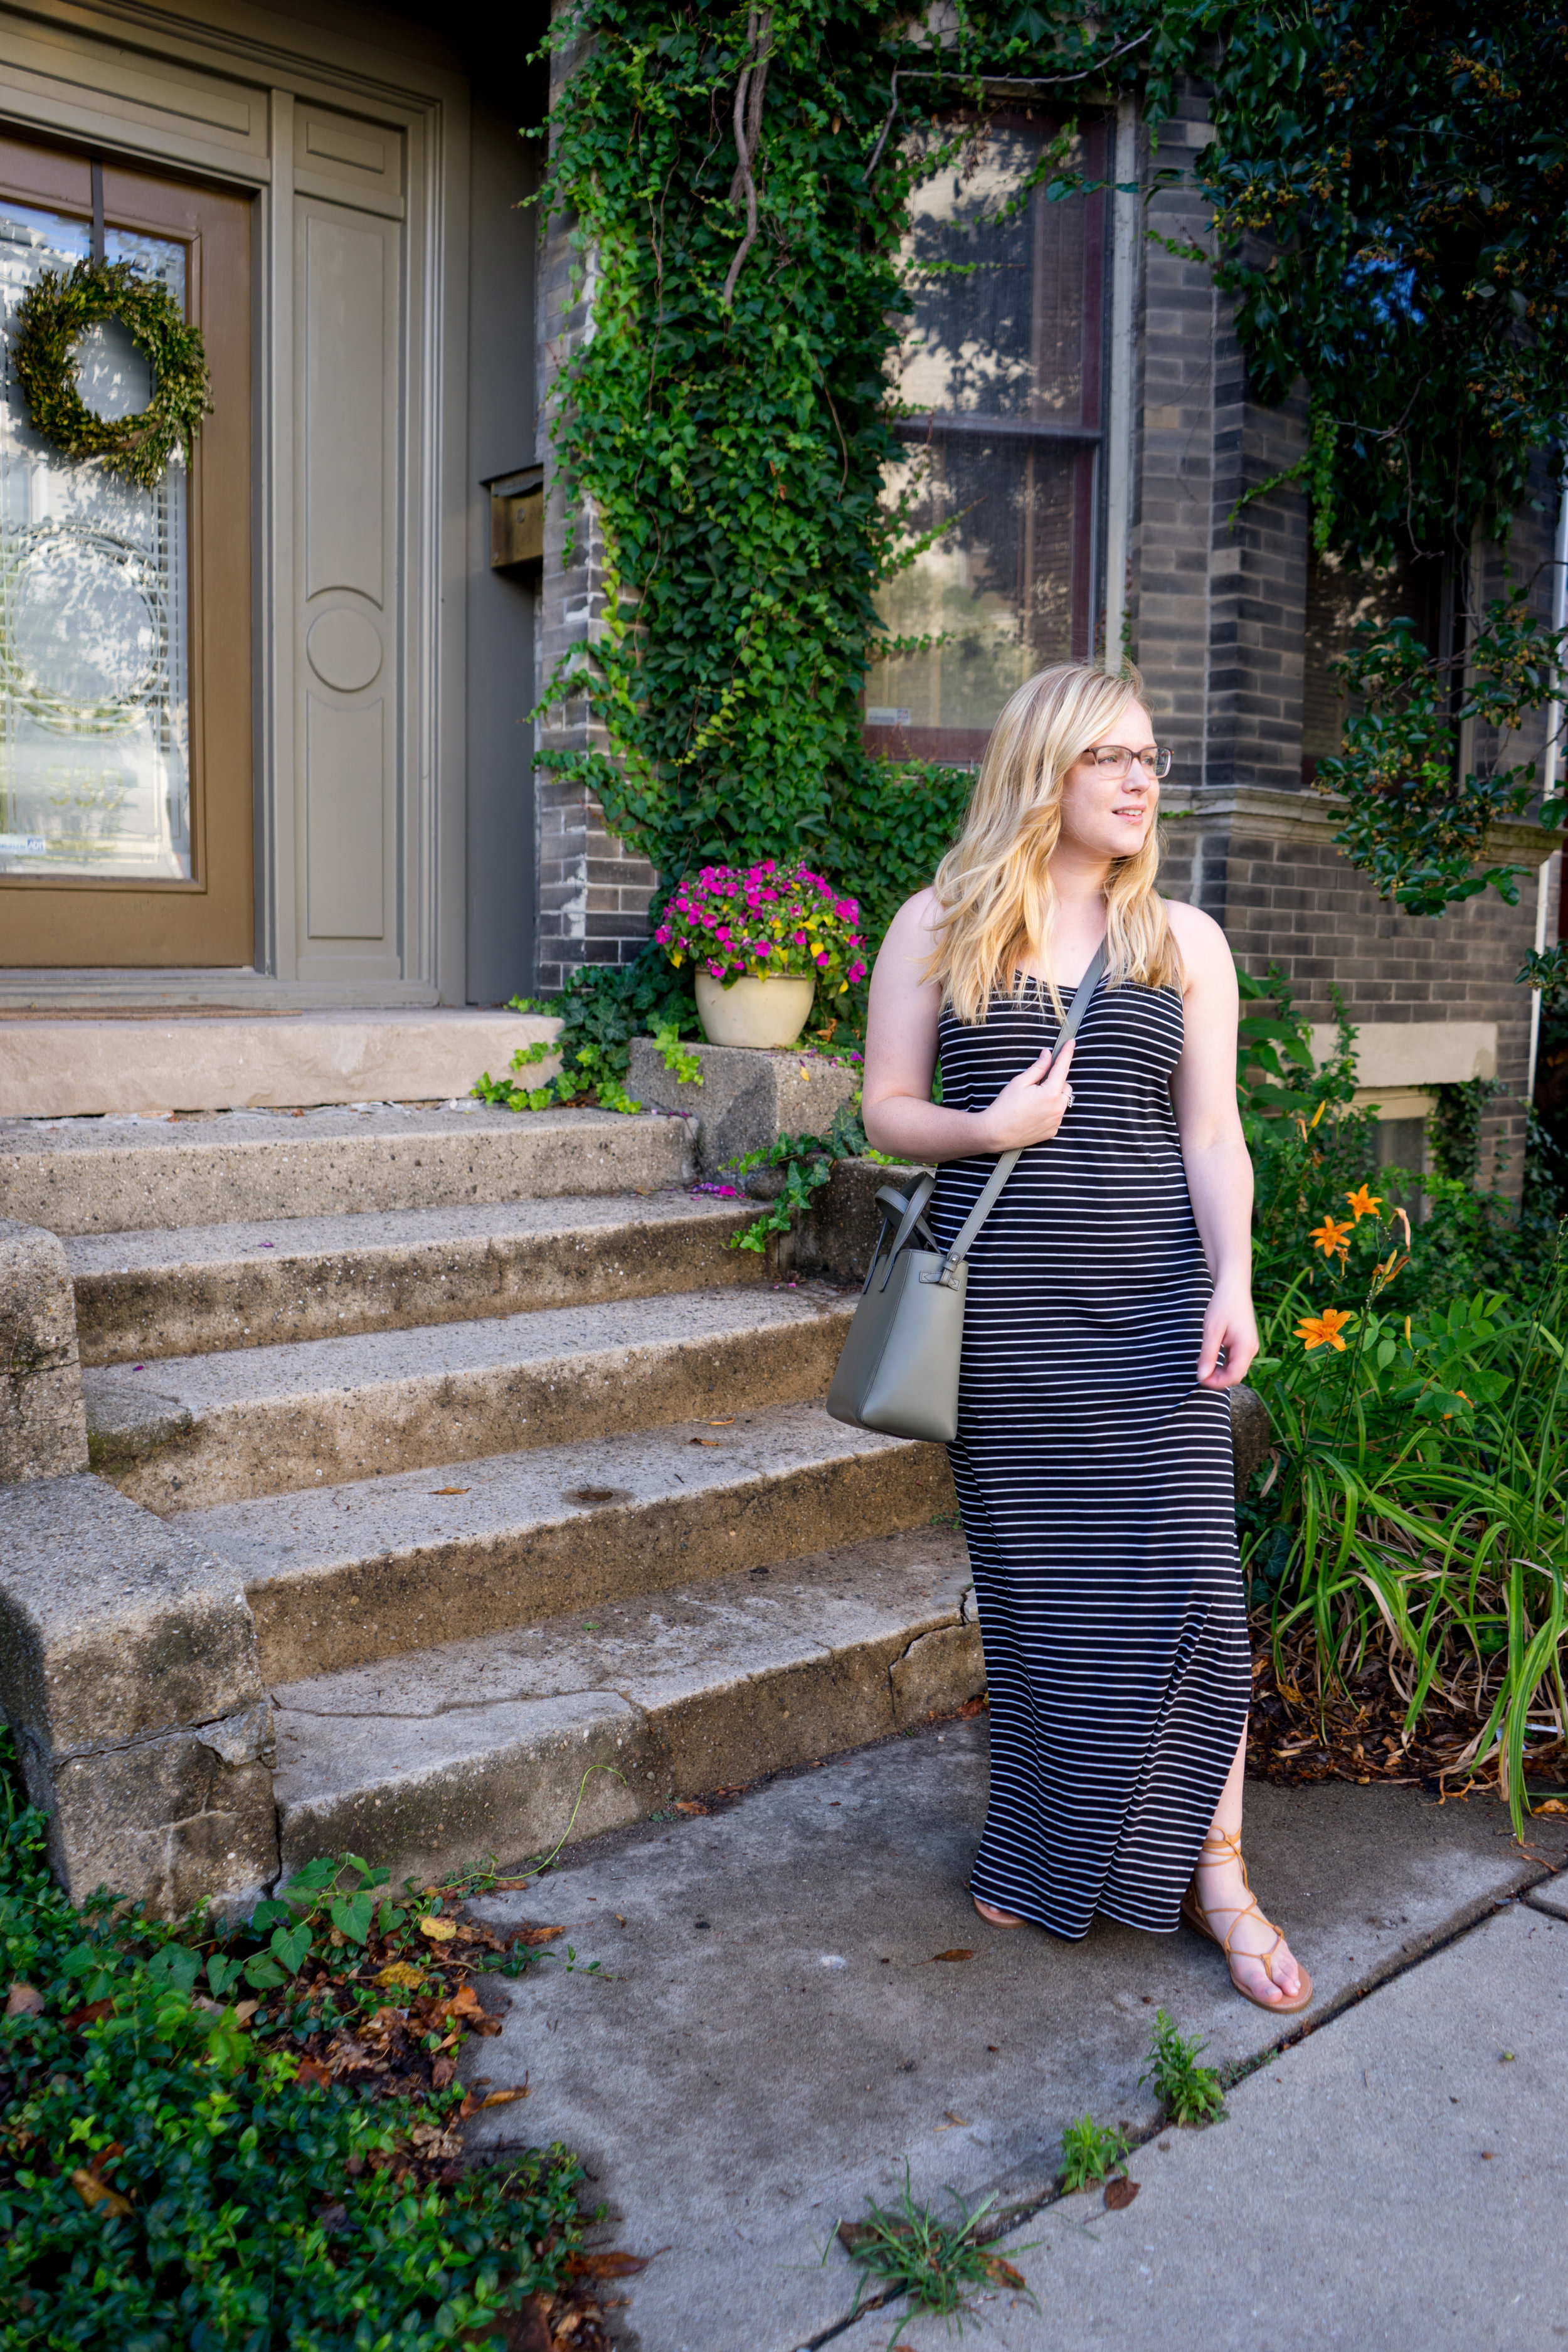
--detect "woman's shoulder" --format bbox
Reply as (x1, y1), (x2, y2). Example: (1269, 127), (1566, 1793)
(1160, 896), (1232, 984)
(886, 886), (945, 944)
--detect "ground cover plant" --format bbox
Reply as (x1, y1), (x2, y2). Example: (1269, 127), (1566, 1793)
(0, 1739), (623, 2350)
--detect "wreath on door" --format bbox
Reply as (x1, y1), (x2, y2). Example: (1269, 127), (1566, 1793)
(11, 258), (212, 491)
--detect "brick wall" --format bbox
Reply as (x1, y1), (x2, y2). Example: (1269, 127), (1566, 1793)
(533, 0), (658, 995)
(1127, 77), (1563, 1194)
(1157, 791), (1557, 1194)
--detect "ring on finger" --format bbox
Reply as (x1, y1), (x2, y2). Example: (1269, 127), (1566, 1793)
(1064, 1084), (1074, 1107)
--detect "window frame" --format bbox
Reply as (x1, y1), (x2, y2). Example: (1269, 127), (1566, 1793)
(864, 107), (1111, 767)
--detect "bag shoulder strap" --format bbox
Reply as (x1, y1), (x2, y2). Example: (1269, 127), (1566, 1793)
(940, 938), (1110, 1278)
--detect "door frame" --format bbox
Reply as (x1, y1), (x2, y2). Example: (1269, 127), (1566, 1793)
(0, 0), (473, 1003)
(0, 139), (255, 966)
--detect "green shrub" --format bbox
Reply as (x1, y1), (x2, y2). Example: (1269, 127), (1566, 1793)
(1239, 968), (1568, 1828)
(1242, 1208), (1567, 1831)
(474, 940), (699, 1115)
(0, 1739), (590, 2349)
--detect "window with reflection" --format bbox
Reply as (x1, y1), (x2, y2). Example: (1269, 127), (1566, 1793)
(0, 204), (191, 879)
(865, 114), (1106, 764)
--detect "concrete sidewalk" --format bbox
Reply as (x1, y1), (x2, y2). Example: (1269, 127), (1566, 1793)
(835, 1898), (1568, 2352)
(462, 1718), (1568, 2352)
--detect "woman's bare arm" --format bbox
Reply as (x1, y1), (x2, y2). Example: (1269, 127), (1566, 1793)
(1167, 903), (1258, 1390)
(860, 889), (1076, 1162)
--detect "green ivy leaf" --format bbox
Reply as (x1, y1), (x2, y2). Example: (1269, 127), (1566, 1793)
(330, 1892), (376, 1947)
(270, 1921), (314, 1975)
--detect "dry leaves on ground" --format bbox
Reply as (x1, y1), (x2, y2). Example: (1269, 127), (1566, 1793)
(1246, 1619), (1567, 1799)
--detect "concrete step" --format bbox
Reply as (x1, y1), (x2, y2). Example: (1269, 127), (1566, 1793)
(66, 1190), (761, 1365)
(83, 1283), (855, 1513)
(0, 1006), (561, 1120)
(176, 1401), (955, 1682)
(268, 1526), (980, 1887)
(0, 1102), (691, 1235)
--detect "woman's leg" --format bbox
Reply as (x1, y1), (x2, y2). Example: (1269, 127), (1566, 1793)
(1190, 1719), (1305, 2004)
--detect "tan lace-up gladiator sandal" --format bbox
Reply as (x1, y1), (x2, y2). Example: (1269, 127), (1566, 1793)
(1180, 1827), (1314, 2015)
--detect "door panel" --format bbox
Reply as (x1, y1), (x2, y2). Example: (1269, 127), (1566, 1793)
(0, 134), (253, 965)
(294, 196), (400, 982)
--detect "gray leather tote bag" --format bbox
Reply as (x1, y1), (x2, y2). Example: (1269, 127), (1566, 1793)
(826, 941), (1109, 1445)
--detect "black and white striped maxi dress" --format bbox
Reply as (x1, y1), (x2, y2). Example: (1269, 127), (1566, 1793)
(930, 973), (1251, 1939)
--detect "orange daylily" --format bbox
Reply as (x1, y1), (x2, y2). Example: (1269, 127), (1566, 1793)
(1308, 1215), (1354, 1257)
(1296, 1306), (1355, 1352)
(1344, 1184), (1382, 1221)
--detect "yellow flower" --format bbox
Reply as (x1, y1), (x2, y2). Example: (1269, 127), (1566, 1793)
(1308, 1215), (1354, 1257)
(1308, 1100), (1328, 1130)
(1296, 1306), (1355, 1352)
(1344, 1184), (1382, 1221)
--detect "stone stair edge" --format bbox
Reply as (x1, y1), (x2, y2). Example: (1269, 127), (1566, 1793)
(269, 1528), (982, 1887)
(0, 1104), (697, 1234)
(67, 1190), (766, 1365)
(0, 1007), (563, 1121)
(176, 1401), (956, 1682)
(82, 1284), (856, 1513)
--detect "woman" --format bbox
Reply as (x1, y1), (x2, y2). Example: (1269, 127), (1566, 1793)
(861, 660), (1310, 2013)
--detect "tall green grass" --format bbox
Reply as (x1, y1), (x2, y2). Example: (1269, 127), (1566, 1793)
(1246, 1223), (1567, 1834)
(1237, 965), (1568, 1832)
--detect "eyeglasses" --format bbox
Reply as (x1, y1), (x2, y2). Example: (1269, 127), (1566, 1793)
(1084, 746), (1172, 780)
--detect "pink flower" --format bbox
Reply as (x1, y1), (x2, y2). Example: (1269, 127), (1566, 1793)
(755, 940), (771, 956)
(793, 930), (808, 945)
(708, 960), (724, 977)
(848, 961), (867, 982)
(716, 926), (731, 943)
(814, 950), (829, 967)
(835, 899), (857, 921)
(655, 924), (670, 943)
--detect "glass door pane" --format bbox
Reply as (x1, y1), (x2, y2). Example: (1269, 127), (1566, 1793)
(0, 202), (191, 878)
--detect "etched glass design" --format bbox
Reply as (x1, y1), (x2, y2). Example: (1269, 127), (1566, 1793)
(0, 204), (191, 879)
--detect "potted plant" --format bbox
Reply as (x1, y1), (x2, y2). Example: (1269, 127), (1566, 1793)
(654, 861), (868, 1049)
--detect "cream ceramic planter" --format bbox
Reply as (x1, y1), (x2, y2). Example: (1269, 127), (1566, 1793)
(695, 971), (815, 1049)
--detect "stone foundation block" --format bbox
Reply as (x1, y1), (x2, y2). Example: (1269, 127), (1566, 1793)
(625, 1039), (862, 1175)
(0, 1219), (88, 1483)
(0, 1474), (277, 1913)
(791, 1157), (924, 1285)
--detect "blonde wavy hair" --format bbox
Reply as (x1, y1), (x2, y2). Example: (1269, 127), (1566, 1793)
(926, 660), (1182, 1025)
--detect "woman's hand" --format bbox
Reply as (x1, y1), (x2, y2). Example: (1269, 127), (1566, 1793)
(1197, 1283), (1259, 1390)
(974, 1040), (1076, 1153)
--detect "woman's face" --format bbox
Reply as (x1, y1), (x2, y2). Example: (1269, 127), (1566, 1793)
(1055, 699), (1163, 861)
